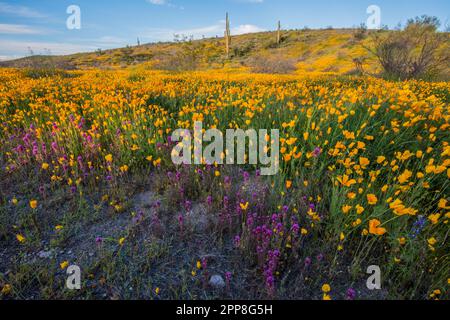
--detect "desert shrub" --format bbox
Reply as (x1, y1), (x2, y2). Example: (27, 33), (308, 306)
(349, 57), (367, 76)
(131, 53), (153, 63)
(248, 55), (297, 74)
(127, 72), (146, 82)
(232, 42), (256, 58)
(153, 38), (205, 71)
(22, 68), (75, 79)
(120, 46), (134, 64)
(366, 16), (449, 80)
(353, 24), (368, 40)
(265, 37), (288, 49)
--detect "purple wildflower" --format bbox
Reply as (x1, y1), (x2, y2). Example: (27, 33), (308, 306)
(346, 288), (356, 300)
(312, 147), (322, 157)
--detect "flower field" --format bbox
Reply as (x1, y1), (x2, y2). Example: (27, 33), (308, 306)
(0, 68), (449, 300)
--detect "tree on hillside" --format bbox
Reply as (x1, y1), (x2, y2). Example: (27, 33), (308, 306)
(154, 34), (205, 71)
(365, 15), (449, 80)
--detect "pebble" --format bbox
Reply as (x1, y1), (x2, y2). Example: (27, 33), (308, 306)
(209, 275), (225, 288)
(37, 250), (53, 259)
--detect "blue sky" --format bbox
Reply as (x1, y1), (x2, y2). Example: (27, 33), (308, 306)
(0, 0), (448, 60)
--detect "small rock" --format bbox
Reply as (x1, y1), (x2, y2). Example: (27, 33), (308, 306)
(38, 250), (53, 259)
(135, 191), (157, 208)
(185, 203), (210, 232)
(209, 275), (225, 289)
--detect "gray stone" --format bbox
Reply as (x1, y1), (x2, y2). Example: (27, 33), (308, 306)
(135, 191), (158, 208)
(185, 203), (209, 232)
(37, 250), (53, 259)
(209, 275), (225, 289)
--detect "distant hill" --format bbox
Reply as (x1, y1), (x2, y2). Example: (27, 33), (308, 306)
(0, 28), (397, 75)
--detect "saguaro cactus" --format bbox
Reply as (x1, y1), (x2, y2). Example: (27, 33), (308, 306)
(277, 21), (281, 45)
(225, 12), (231, 58)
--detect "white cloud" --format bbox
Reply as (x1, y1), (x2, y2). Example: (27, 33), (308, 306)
(0, 35), (140, 59)
(142, 22), (265, 41)
(176, 25), (223, 37)
(0, 2), (46, 18)
(142, 25), (220, 42)
(147, 0), (167, 4)
(0, 54), (18, 61)
(69, 36), (129, 49)
(0, 35), (154, 59)
(0, 40), (98, 57)
(236, 0), (264, 3)
(0, 24), (46, 35)
(98, 36), (127, 45)
(232, 24), (265, 35)
(146, 0), (183, 9)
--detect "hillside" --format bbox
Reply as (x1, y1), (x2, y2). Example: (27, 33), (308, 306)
(0, 28), (383, 75)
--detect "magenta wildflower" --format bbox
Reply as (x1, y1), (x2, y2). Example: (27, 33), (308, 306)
(304, 257), (312, 268)
(201, 258), (207, 269)
(184, 200), (192, 212)
(347, 288), (356, 300)
(234, 235), (241, 248)
(51, 142), (58, 152)
(312, 147), (322, 157)
(225, 272), (232, 282)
